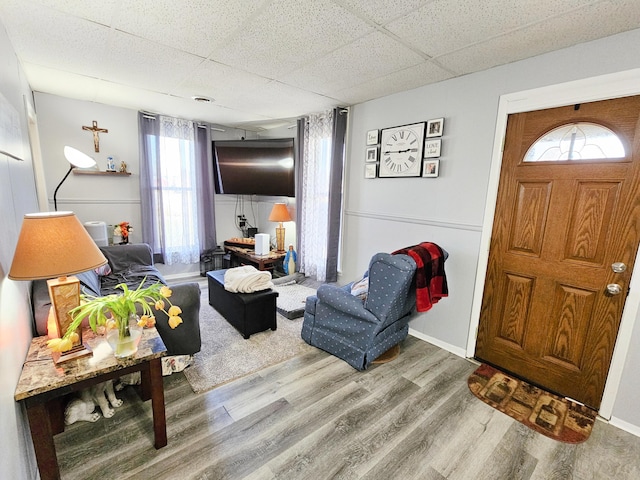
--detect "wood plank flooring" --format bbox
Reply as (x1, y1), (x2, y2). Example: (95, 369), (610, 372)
(55, 336), (640, 479)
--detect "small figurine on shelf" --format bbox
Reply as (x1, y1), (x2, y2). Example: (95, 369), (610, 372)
(106, 156), (116, 172)
(283, 244), (297, 275)
(119, 161), (128, 173)
(113, 222), (132, 244)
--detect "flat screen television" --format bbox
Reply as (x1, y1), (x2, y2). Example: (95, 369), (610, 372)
(212, 138), (295, 197)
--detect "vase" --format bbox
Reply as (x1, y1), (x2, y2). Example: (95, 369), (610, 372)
(106, 312), (142, 358)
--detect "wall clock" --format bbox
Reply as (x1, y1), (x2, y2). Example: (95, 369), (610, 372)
(379, 122), (425, 177)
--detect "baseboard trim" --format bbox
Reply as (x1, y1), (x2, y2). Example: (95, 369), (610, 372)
(408, 328), (467, 358)
(608, 416), (640, 438)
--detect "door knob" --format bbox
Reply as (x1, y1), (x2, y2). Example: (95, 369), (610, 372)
(611, 262), (626, 273)
(606, 284), (622, 295)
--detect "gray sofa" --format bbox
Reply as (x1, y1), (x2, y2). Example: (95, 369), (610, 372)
(31, 243), (201, 356)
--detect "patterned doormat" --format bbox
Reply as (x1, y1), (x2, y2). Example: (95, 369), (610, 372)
(468, 364), (597, 444)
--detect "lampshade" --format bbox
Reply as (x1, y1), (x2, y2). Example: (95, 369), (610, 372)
(64, 146), (96, 168)
(54, 147), (96, 211)
(9, 211), (107, 280)
(268, 203), (292, 223)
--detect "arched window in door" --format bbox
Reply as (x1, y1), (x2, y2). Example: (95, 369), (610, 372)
(524, 122), (625, 162)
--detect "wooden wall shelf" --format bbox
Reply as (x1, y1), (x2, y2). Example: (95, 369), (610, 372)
(73, 169), (131, 176)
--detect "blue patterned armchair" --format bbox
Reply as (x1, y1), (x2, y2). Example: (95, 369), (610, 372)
(301, 252), (417, 370)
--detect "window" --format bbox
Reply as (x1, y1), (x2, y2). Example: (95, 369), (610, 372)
(524, 122), (625, 162)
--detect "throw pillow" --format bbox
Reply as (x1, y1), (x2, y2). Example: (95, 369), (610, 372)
(350, 275), (369, 300)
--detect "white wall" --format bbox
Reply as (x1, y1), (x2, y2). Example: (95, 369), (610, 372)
(343, 28), (640, 427)
(0, 21), (41, 480)
(34, 94), (297, 277)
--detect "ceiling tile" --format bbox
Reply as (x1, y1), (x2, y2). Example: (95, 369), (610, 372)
(211, 0), (373, 78)
(19, 0), (120, 25)
(331, 60), (453, 104)
(335, 0), (430, 25)
(102, 30), (205, 93)
(114, 0), (270, 57)
(171, 60), (271, 105)
(386, 0), (598, 57)
(23, 63), (101, 102)
(0, 2), (111, 77)
(230, 81), (340, 119)
(281, 31), (425, 95)
(437, 0), (640, 75)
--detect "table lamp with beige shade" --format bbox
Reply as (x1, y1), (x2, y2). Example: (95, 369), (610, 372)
(9, 211), (108, 363)
(268, 203), (292, 253)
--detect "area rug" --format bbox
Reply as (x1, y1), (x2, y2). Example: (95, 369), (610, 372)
(468, 364), (597, 443)
(183, 290), (315, 394)
(272, 282), (317, 319)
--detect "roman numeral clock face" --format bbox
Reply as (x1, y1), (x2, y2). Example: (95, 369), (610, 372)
(379, 122), (426, 177)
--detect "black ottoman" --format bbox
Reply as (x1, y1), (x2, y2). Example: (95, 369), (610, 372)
(207, 270), (278, 339)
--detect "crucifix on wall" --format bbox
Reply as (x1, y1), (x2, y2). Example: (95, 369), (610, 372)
(82, 120), (108, 152)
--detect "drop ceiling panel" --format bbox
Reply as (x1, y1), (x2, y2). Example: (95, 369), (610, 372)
(172, 60), (271, 106)
(1, 0), (639, 128)
(102, 30), (205, 93)
(386, 0), (598, 57)
(114, 0), (269, 57)
(336, 0), (429, 25)
(230, 81), (340, 119)
(437, 1), (640, 75)
(1, 2), (111, 77)
(211, 0), (373, 78)
(281, 31), (426, 95)
(332, 60), (453, 105)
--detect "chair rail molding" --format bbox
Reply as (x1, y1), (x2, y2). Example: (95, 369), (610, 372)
(344, 209), (482, 232)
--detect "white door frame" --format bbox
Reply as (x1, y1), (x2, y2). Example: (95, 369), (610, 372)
(466, 68), (640, 419)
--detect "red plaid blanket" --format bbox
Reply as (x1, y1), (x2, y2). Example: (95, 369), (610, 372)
(392, 242), (448, 312)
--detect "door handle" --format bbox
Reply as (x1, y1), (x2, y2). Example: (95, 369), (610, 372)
(611, 262), (626, 273)
(606, 284), (622, 295)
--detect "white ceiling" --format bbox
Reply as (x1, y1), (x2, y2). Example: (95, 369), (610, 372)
(1, 0), (639, 131)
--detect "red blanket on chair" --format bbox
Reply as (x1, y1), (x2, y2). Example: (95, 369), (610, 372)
(392, 242), (448, 312)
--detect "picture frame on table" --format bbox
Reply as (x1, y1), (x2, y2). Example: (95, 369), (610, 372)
(366, 129), (379, 145)
(422, 159), (440, 177)
(426, 118), (444, 137)
(366, 146), (378, 162)
(365, 163), (377, 178)
(424, 139), (442, 158)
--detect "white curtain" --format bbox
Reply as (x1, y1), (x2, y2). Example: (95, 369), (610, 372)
(139, 114), (201, 265)
(299, 110), (334, 281)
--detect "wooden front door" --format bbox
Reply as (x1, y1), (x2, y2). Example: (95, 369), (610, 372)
(475, 96), (640, 409)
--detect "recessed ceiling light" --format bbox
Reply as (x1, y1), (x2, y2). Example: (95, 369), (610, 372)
(192, 95), (213, 103)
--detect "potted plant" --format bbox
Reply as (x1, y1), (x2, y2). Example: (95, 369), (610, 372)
(47, 279), (182, 358)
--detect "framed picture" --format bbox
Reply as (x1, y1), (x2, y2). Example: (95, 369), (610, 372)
(365, 163), (377, 178)
(366, 146), (378, 162)
(422, 159), (440, 177)
(366, 129), (379, 145)
(426, 118), (444, 137)
(379, 122), (425, 178)
(424, 139), (442, 158)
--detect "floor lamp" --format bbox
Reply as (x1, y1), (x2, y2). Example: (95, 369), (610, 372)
(9, 211), (107, 363)
(268, 203), (292, 253)
(53, 146), (96, 211)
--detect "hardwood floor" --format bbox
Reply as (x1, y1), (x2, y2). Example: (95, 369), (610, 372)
(55, 336), (640, 480)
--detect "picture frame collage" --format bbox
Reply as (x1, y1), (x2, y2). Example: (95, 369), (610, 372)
(365, 118), (444, 179)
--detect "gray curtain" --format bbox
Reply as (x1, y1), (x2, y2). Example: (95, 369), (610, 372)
(195, 123), (217, 250)
(138, 112), (217, 262)
(138, 112), (164, 260)
(325, 107), (347, 282)
(295, 117), (306, 256)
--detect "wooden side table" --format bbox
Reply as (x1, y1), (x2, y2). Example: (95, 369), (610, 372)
(223, 245), (286, 271)
(14, 328), (167, 480)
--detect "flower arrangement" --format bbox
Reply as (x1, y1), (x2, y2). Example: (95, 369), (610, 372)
(47, 279), (183, 354)
(114, 222), (132, 244)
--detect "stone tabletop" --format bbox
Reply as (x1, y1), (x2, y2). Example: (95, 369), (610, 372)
(14, 327), (166, 401)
